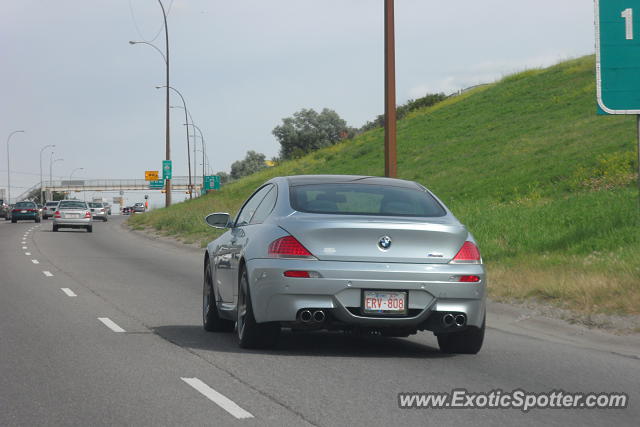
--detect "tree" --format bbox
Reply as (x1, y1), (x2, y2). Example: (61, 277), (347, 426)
(216, 171), (230, 185)
(230, 150), (267, 180)
(273, 108), (354, 160)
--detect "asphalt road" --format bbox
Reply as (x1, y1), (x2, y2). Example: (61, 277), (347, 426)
(1, 216), (638, 426)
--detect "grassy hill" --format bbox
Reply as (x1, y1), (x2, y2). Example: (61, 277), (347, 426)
(130, 55), (639, 317)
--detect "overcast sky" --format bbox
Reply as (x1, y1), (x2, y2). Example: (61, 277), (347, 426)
(1, 0), (594, 206)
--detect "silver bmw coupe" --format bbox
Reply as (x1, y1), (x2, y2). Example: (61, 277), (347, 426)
(203, 175), (486, 353)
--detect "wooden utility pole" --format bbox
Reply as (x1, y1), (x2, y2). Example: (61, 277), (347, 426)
(384, 0), (397, 177)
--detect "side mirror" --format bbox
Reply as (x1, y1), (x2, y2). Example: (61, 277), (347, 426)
(205, 212), (232, 229)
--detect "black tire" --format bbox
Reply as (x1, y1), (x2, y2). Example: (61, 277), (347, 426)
(237, 269), (279, 349)
(11, 218), (16, 223)
(437, 314), (485, 354)
(35, 217), (41, 223)
(203, 258), (234, 332)
(87, 225), (93, 233)
(103, 217), (107, 222)
(52, 225), (58, 232)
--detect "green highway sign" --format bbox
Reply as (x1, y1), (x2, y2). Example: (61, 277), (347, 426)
(149, 179), (165, 189)
(162, 160), (172, 179)
(596, 0), (640, 113)
(203, 175), (221, 190)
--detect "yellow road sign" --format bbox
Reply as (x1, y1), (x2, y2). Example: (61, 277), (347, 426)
(145, 170), (159, 181)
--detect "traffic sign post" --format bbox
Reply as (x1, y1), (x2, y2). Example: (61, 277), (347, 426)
(595, 0), (640, 203)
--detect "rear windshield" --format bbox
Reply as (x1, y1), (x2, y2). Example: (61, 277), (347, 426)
(58, 201), (87, 209)
(88, 202), (102, 208)
(15, 202), (36, 208)
(289, 183), (446, 217)
(46, 202), (59, 207)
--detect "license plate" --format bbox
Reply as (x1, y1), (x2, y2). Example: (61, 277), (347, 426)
(21, 210), (27, 213)
(363, 290), (407, 314)
(67, 214), (80, 218)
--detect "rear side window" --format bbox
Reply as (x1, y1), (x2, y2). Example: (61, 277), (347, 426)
(250, 186), (277, 224)
(289, 183), (445, 217)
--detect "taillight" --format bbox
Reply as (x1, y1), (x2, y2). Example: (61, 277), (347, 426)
(268, 236), (313, 258)
(54, 211), (61, 218)
(450, 241), (481, 264)
(84, 211), (91, 218)
(459, 275), (481, 282)
(284, 270), (310, 278)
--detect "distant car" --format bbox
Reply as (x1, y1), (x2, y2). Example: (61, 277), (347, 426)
(202, 175), (486, 354)
(4, 204), (14, 221)
(53, 200), (92, 232)
(0, 203), (9, 219)
(88, 202), (108, 222)
(132, 202), (145, 213)
(43, 201), (60, 219)
(122, 206), (132, 215)
(10, 201), (41, 223)
(102, 203), (112, 215)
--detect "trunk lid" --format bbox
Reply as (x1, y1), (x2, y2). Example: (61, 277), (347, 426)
(279, 213), (468, 264)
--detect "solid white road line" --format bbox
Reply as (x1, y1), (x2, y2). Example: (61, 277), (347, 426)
(31, 260), (39, 264)
(97, 317), (126, 333)
(181, 377), (254, 419)
(61, 288), (77, 297)
(43, 271), (53, 277)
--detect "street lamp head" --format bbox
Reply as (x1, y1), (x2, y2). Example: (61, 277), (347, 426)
(129, 41), (137, 45)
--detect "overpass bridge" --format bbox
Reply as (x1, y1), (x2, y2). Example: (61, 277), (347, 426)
(15, 176), (204, 202)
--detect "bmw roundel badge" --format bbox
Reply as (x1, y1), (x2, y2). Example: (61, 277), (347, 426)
(378, 236), (392, 250)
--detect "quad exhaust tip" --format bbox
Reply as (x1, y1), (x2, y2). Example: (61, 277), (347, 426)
(442, 313), (466, 328)
(455, 314), (466, 327)
(442, 313), (455, 327)
(298, 309), (326, 323)
(300, 310), (312, 323)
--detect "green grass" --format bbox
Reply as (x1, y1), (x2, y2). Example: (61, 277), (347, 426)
(130, 55), (640, 316)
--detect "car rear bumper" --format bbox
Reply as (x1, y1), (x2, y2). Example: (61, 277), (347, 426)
(53, 218), (91, 226)
(11, 213), (38, 220)
(246, 258), (486, 329)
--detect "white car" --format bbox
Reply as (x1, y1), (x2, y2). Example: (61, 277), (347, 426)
(88, 202), (108, 222)
(42, 201), (59, 219)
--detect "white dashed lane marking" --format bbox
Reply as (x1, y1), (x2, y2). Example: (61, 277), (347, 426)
(43, 271), (53, 277)
(61, 288), (77, 297)
(31, 260), (39, 264)
(22, 246), (27, 250)
(181, 377), (254, 419)
(97, 317), (125, 333)
(25, 252), (31, 256)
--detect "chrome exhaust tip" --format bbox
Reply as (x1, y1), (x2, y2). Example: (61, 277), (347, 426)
(442, 313), (455, 327)
(299, 310), (312, 323)
(313, 310), (326, 322)
(455, 314), (467, 327)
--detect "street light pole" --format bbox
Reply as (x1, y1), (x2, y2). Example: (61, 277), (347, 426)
(186, 123), (206, 192)
(69, 167), (84, 181)
(39, 144), (55, 203)
(6, 130), (25, 204)
(129, 0), (171, 207)
(50, 154), (63, 198)
(159, 85), (191, 198)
